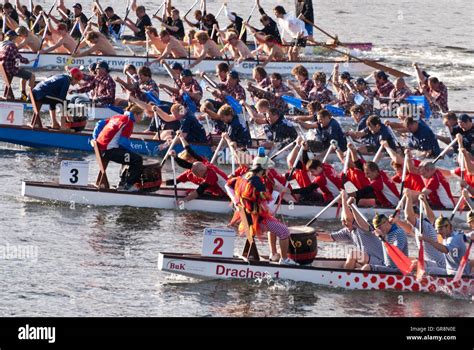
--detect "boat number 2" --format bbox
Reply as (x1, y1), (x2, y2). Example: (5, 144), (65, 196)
(69, 169), (79, 184)
(212, 237), (224, 255)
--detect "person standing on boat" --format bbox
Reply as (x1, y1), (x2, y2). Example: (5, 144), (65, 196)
(93, 104), (145, 192)
(391, 191), (447, 274)
(0, 30), (35, 101)
(295, 0), (314, 39)
(70, 60), (116, 107)
(357, 213), (409, 273)
(420, 216), (473, 276)
(317, 190), (385, 270)
(403, 116), (441, 158)
(31, 68), (84, 129)
(227, 151), (297, 265)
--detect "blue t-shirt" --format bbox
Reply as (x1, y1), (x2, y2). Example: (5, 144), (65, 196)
(444, 231), (469, 275)
(364, 124), (397, 149)
(317, 118), (347, 151)
(180, 113), (207, 143)
(408, 120), (441, 157)
(227, 115), (251, 147)
(32, 74), (71, 101)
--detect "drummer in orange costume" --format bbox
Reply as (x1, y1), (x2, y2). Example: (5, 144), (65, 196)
(227, 150), (297, 265)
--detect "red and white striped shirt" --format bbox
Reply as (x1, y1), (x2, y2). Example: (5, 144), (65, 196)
(424, 170), (455, 209)
(370, 170), (400, 207)
(313, 163), (342, 201)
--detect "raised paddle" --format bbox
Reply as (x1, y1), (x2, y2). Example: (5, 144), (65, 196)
(119, 0), (133, 38)
(392, 152), (408, 217)
(170, 155), (179, 205)
(31, 0), (59, 68)
(372, 144), (385, 163)
(432, 138), (457, 164)
(210, 136), (226, 164)
(305, 193), (342, 226)
(238, 1), (257, 40)
(350, 203), (414, 275)
(184, 0), (200, 18)
(449, 195), (465, 221)
(322, 140), (338, 163)
(453, 240), (472, 283)
(416, 197), (425, 281)
(269, 140), (296, 160)
(160, 133), (181, 167)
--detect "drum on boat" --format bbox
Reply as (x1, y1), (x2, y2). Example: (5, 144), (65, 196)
(120, 160), (163, 192)
(64, 116), (88, 132)
(288, 226), (317, 265)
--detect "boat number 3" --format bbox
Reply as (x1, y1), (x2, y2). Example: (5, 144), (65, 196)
(212, 237), (224, 255)
(69, 169), (79, 184)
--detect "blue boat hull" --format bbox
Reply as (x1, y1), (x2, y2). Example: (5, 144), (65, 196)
(0, 125), (214, 159)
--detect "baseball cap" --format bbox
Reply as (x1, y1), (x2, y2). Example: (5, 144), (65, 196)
(340, 71), (352, 80)
(171, 62), (184, 70)
(69, 67), (84, 81)
(375, 70), (389, 80)
(180, 69), (193, 77)
(72, 3), (82, 9)
(97, 60), (110, 73)
(458, 114), (472, 123)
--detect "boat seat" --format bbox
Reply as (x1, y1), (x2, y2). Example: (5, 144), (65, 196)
(91, 140), (110, 189)
(0, 63), (15, 100)
(29, 90), (43, 129)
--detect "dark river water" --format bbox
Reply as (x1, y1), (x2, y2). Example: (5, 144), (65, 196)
(0, 0), (473, 317)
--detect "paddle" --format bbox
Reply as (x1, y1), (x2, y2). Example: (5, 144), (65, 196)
(452, 240), (472, 283)
(160, 133), (181, 167)
(238, 1), (257, 40)
(152, 0), (167, 17)
(31, 1), (59, 68)
(66, 19), (93, 65)
(432, 138), (457, 164)
(350, 203), (414, 275)
(416, 197), (425, 280)
(305, 193), (342, 226)
(201, 72), (242, 114)
(449, 195), (464, 221)
(372, 144), (384, 163)
(269, 140), (296, 160)
(162, 60), (197, 113)
(184, 0), (200, 18)
(210, 136), (226, 164)
(392, 152), (408, 217)
(322, 140), (338, 163)
(386, 124), (403, 150)
(170, 155), (179, 205)
(119, 0), (133, 38)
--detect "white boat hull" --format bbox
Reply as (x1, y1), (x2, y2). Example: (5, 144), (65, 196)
(157, 253), (474, 297)
(21, 52), (374, 76)
(21, 181), (468, 220)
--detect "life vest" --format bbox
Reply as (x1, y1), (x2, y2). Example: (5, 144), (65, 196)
(96, 114), (135, 151)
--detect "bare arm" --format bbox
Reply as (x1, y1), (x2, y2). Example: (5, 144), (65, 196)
(420, 193), (435, 224)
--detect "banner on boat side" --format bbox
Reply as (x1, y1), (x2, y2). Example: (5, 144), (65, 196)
(59, 161), (90, 187)
(0, 103), (24, 126)
(202, 228), (236, 258)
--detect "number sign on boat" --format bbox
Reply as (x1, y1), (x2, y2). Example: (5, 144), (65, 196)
(59, 161), (90, 187)
(202, 228), (236, 258)
(0, 103), (24, 126)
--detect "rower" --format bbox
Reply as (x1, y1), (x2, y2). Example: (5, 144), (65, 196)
(252, 107), (298, 148)
(40, 21), (77, 54)
(147, 29), (187, 64)
(382, 142), (425, 192)
(121, 5), (152, 41)
(313, 109), (347, 152)
(153, 5), (184, 41)
(420, 216), (474, 276)
(372, 70), (394, 103)
(331, 66), (355, 110)
(390, 191), (447, 274)
(215, 62), (229, 83)
(273, 5), (307, 60)
(69, 60), (116, 106)
(124, 26), (166, 54)
(249, 66), (271, 95)
(202, 13), (220, 43)
(404, 116), (441, 158)
(14, 26), (40, 51)
(248, 72), (293, 114)
(255, 35), (286, 65)
(288, 64), (314, 101)
(308, 72), (334, 105)
(287, 101), (322, 124)
(151, 103), (207, 144)
(438, 134), (474, 196)
(437, 112), (460, 147)
(346, 115), (398, 154)
(348, 105), (374, 147)
(115, 65), (160, 106)
(31, 68), (84, 129)
(201, 104), (251, 147)
(172, 160), (229, 202)
(414, 63), (449, 114)
(218, 30), (254, 63)
(188, 31), (223, 69)
(388, 77), (413, 101)
(157, 68), (202, 111)
(227, 151), (296, 265)
(359, 213), (409, 273)
(96, 5), (122, 38)
(335, 143), (372, 197)
(72, 31), (117, 57)
(69, 3), (89, 40)
(316, 190), (384, 269)
(92, 104), (145, 192)
(353, 77), (374, 114)
(253, 0), (282, 44)
(407, 160), (455, 209)
(0, 30), (35, 101)
(223, 5), (246, 43)
(183, 9), (206, 31)
(204, 70), (246, 111)
(455, 114), (474, 155)
(350, 161), (400, 208)
(286, 136), (312, 190)
(1, 2), (20, 32)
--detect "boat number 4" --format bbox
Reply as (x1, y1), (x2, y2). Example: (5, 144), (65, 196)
(59, 161), (90, 187)
(202, 228), (236, 258)
(0, 104), (24, 126)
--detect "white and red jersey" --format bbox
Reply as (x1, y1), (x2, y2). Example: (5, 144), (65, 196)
(96, 114), (134, 151)
(370, 170), (400, 207)
(291, 162), (312, 188)
(453, 167), (474, 187)
(424, 170), (455, 209)
(344, 167), (370, 190)
(313, 163), (342, 201)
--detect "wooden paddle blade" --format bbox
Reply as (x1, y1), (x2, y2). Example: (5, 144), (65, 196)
(384, 241), (414, 275)
(360, 58), (411, 78)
